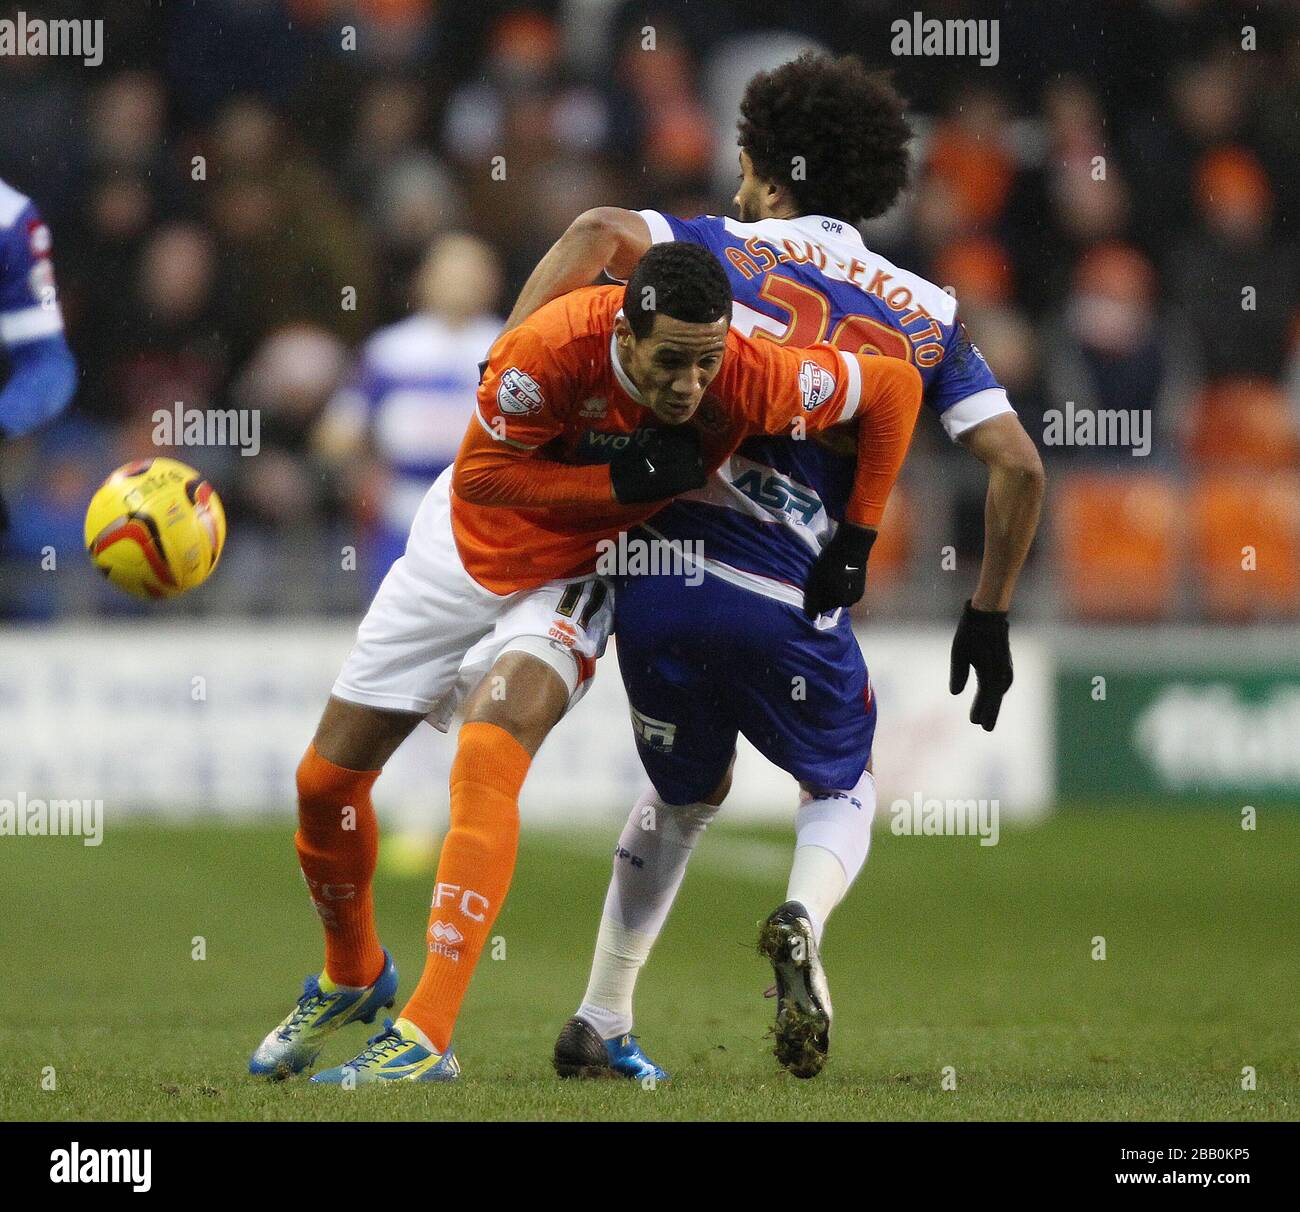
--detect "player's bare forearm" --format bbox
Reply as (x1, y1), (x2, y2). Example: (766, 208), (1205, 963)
(959, 413), (1045, 612)
(504, 208), (652, 330)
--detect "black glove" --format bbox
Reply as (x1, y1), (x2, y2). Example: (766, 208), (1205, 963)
(949, 599), (1013, 731)
(802, 522), (876, 619)
(609, 425), (706, 505)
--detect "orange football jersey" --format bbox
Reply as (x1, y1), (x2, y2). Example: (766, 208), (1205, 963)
(452, 285), (919, 593)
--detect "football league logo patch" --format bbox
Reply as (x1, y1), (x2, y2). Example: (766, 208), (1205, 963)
(798, 360), (836, 411)
(497, 367), (544, 415)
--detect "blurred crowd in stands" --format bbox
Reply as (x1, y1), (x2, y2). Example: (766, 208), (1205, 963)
(1, 0), (1298, 622)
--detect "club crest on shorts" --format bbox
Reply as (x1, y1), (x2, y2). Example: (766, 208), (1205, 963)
(629, 705), (677, 752)
(798, 360), (836, 411)
(497, 367), (544, 415)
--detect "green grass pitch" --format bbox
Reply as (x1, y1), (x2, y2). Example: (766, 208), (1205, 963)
(1, 809), (1296, 1121)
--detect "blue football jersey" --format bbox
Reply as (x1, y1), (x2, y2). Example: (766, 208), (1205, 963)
(323, 311), (500, 533)
(0, 180), (65, 352)
(635, 209), (1012, 605)
(0, 177), (76, 437)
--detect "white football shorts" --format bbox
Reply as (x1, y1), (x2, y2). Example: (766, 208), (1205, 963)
(331, 468), (613, 730)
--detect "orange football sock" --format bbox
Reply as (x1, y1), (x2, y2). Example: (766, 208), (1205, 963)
(401, 721), (530, 1053)
(294, 743), (386, 988)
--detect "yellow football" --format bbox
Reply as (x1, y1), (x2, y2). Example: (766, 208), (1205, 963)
(84, 457), (227, 599)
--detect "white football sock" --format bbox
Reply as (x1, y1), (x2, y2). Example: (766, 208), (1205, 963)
(578, 785), (717, 1038)
(576, 917), (657, 1041)
(786, 769), (876, 944)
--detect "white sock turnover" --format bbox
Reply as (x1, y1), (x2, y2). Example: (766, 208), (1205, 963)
(578, 784), (717, 1038)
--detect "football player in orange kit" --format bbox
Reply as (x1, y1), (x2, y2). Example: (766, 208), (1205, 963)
(247, 241), (921, 1083)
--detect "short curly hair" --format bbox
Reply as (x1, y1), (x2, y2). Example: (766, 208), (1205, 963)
(738, 52), (912, 223)
(624, 242), (733, 339)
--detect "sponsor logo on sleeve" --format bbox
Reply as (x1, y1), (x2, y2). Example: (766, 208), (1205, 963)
(497, 367), (544, 415)
(798, 360), (836, 411)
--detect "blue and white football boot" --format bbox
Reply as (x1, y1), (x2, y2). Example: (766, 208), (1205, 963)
(311, 1017), (461, 1084)
(552, 1015), (669, 1082)
(248, 949), (399, 1080)
(758, 900), (832, 1078)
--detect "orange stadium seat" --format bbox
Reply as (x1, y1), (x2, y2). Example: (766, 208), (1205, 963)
(1186, 379), (1300, 471)
(1191, 473), (1300, 619)
(1055, 472), (1181, 620)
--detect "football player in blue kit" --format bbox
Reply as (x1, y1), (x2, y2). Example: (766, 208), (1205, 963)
(508, 54), (1045, 1080)
(0, 177), (78, 530)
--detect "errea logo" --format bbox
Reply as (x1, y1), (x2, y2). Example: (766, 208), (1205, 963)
(497, 367), (544, 415)
(798, 360), (836, 411)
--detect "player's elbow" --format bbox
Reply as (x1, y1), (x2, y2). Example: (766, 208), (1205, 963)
(996, 428), (1047, 497)
(1023, 445), (1047, 496)
(569, 207), (619, 240)
(567, 208), (648, 275)
(569, 207), (630, 245)
(452, 454), (518, 507)
(880, 359), (923, 420)
(897, 359), (923, 397)
(0, 339), (78, 437)
(451, 460), (489, 505)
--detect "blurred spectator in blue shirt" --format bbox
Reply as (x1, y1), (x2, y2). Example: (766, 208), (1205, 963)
(314, 233), (503, 591)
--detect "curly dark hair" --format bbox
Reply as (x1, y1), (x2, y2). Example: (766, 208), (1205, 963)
(624, 242), (733, 338)
(738, 52), (912, 222)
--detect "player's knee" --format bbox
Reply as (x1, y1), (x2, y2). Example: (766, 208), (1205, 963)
(298, 748), (336, 811)
(464, 649), (572, 754)
(467, 699), (551, 752)
(311, 697), (417, 772)
(669, 800), (718, 837)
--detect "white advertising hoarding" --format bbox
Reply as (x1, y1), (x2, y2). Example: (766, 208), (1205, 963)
(0, 622), (1050, 831)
